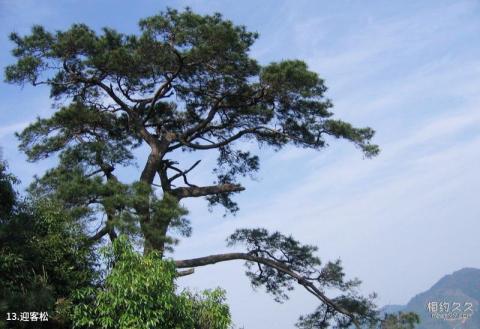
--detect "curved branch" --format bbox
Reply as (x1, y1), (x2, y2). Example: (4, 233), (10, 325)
(174, 252), (361, 329)
(65, 68), (132, 114)
(182, 95), (226, 138)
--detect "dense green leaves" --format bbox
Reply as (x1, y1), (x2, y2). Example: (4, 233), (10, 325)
(29, 165), (190, 252)
(0, 163), (97, 328)
(0, 163), (230, 329)
(17, 102), (137, 163)
(71, 236), (231, 329)
(0, 161), (16, 219)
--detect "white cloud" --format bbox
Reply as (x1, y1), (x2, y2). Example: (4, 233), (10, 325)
(172, 2), (480, 327)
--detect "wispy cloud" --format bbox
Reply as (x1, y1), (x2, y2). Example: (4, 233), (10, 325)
(172, 2), (480, 327)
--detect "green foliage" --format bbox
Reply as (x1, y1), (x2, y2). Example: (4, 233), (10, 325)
(380, 312), (420, 329)
(229, 228), (379, 328)
(71, 236), (231, 329)
(0, 161), (16, 219)
(228, 228), (322, 302)
(0, 163), (230, 329)
(228, 229), (364, 299)
(6, 7), (379, 218)
(29, 163), (190, 251)
(183, 289), (232, 329)
(227, 228), (420, 329)
(148, 192), (191, 251)
(16, 102), (137, 164)
(0, 163), (97, 328)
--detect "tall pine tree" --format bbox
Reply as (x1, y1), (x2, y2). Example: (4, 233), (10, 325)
(5, 8), (417, 328)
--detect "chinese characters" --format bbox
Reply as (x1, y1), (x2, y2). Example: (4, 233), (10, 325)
(6, 312), (49, 322)
(426, 301), (474, 320)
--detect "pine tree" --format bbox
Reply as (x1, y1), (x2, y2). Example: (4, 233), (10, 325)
(4, 8), (416, 328)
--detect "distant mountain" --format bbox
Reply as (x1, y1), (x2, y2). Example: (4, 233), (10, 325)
(382, 268), (480, 329)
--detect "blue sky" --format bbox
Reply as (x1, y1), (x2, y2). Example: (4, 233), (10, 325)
(1, 0), (480, 328)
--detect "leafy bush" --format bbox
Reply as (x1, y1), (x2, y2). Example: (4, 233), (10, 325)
(0, 162), (97, 328)
(71, 236), (232, 329)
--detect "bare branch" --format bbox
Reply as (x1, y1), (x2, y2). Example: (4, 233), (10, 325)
(170, 183), (244, 200)
(115, 76), (146, 103)
(167, 160), (201, 186)
(63, 65), (132, 114)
